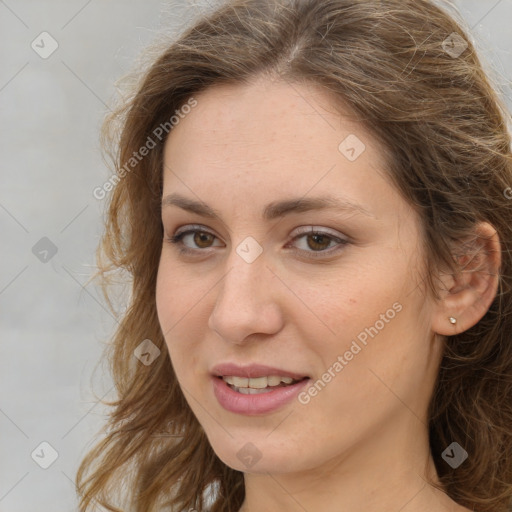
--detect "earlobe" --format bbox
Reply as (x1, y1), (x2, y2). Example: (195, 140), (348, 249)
(431, 222), (501, 336)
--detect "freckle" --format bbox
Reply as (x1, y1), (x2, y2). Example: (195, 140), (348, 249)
(349, 298), (356, 304)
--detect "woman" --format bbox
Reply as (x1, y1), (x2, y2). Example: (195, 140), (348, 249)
(77, 0), (512, 511)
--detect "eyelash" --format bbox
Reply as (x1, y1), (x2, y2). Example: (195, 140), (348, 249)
(165, 225), (348, 259)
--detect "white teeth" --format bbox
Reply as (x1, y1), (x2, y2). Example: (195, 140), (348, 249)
(248, 376), (268, 389)
(232, 376), (249, 387)
(222, 375), (300, 389)
(223, 376), (235, 385)
(267, 375), (282, 386)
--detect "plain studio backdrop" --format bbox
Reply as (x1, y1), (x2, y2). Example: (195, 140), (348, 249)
(0, 1), (511, 510)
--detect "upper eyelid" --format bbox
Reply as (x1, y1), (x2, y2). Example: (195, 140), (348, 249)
(174, 224), (216, 236)
(292, 225), (347, 240)
(171, 224), (222, 243)
(172, 224), (346, 240)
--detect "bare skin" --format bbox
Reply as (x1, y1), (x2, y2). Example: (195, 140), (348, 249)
(156, 75), (498, 512)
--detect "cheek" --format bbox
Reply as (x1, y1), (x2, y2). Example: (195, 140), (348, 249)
(288, 257), (425, 394)
(304, 295), (430, 425)
(286, 264), (399, 348)
(156, 256), (209, 330)
(155, 260), (204, 376)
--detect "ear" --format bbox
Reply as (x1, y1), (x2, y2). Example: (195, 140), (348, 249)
(431, 222), (501, 336)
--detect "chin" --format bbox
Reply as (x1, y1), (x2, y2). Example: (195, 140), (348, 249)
(219, 450), (299, 474)
(206, 432), (313, 474)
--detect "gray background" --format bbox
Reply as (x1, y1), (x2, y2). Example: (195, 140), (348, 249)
(0, 1), (511, 510)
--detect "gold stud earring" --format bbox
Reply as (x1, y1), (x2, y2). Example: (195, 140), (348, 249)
(449, 317), (457, 324)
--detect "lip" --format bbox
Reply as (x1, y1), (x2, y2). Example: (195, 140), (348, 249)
(211, 363), (310, 415)
(211, 363), (309, 380)
(212, 377), (309, 415)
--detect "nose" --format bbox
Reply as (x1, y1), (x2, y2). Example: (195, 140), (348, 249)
(208, 250), (284, 345)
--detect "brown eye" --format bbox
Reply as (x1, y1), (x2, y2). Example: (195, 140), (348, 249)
(306, 233), (332, 251)
(193, 231), (215, 248)
(290, 228), (348, 258)
(167, 227), (223, 252)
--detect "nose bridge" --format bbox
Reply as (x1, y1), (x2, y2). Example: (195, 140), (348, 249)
(208, 244), (283, 343)
(223, 246), (266, 301)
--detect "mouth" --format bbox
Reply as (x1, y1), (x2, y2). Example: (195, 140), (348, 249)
(218, 375), (308, 394)
(211, 363), (311, 415)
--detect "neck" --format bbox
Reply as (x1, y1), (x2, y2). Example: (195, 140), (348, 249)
(239, 415), (465, 512)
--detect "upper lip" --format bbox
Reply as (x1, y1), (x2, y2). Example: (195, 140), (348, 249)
(212, 363), (309, 380)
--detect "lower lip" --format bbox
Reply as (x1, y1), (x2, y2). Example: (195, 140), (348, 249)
(212, 376), (310, 415)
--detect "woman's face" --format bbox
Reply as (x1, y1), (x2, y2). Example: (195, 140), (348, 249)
(156, 76), (443, 475)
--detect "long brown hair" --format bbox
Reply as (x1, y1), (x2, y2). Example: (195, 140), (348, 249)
(77, 0), (512, 510)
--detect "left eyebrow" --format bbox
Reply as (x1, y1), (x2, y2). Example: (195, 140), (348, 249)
(161, 193), (375, 220)
(262, 196), (375, 220)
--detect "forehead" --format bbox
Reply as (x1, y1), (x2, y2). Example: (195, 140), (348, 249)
(165, 78), (382, 174)
(161, 77), (404, 225)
